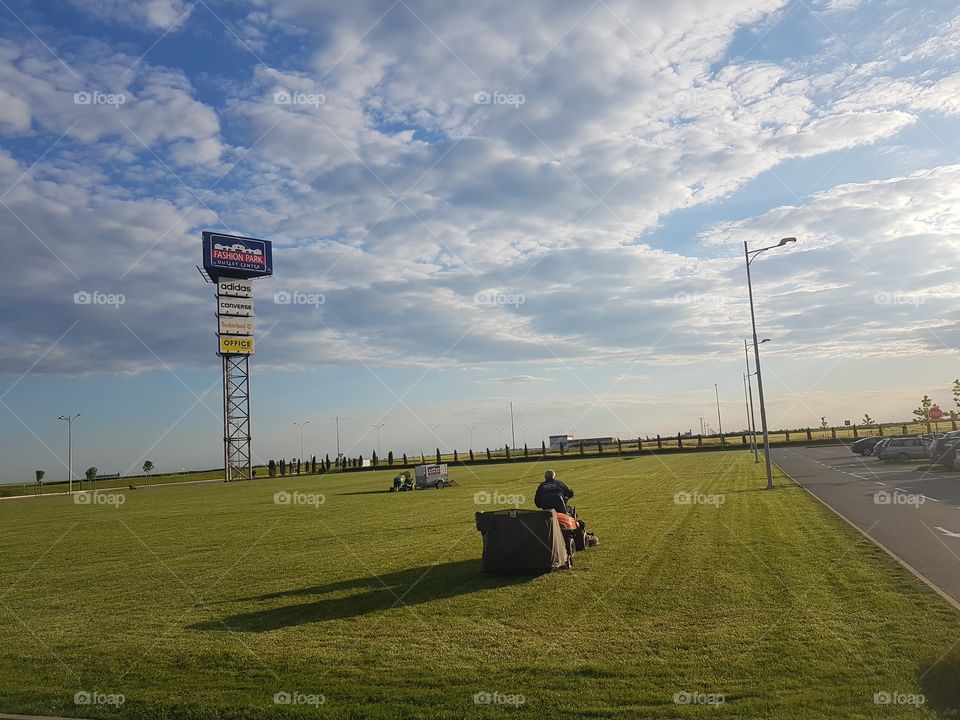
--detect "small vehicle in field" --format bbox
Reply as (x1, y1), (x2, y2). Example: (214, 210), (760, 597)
(415, 463), (449, 489)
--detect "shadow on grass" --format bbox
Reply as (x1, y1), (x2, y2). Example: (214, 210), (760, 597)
(334, 489), (395, 495)
(919, 647), (960, 715)
(715, 483), (802, 494)
(190, 559), (532, 632)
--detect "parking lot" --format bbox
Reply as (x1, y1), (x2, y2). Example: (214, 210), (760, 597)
(773, 444), (960, 608)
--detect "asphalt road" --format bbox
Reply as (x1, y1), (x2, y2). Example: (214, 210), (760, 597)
(773, 444), (960, 608)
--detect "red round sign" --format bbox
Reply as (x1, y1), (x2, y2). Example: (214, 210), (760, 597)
(929, 407), (944, 421)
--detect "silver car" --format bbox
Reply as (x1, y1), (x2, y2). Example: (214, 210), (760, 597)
(875, 436), (929, 461)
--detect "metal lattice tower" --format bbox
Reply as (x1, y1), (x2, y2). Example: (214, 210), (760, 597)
(223, 354), (252, 482)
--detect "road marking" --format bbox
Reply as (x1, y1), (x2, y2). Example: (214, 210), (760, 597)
(921, 496), (941, 502)
(935, 526), (960, 538)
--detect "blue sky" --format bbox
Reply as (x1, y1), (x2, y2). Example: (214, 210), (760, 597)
(2, 0), (960, 482)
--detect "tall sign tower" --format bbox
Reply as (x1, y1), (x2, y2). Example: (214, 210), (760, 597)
(201, 232), (273, 482)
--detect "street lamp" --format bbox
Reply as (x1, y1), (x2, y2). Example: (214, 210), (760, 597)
(745, 236), (796, 489)
(370, 423), (384, 457)
(714, 384), (725, 448)
(466, 425), (478, 450)
(507, 401), (516, 450)
(58, 413), (81, 494)
(293, 420), (310, 471)
(330, 416), (341, 459)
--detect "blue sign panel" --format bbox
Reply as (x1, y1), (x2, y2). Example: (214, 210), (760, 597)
(202, 232), (273, 280)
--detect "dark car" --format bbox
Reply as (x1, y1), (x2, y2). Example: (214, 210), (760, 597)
(929, 430), (960, 468)
(851, 436), (886, 455)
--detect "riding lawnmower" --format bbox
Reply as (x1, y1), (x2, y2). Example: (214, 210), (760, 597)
(389, 471), (414, 492)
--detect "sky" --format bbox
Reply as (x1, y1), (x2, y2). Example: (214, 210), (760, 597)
(2, 0), (960, 482)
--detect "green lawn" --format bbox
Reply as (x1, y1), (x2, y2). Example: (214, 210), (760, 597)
(1, 453), (958, 719)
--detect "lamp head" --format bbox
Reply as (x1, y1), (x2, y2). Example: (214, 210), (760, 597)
(778, 237), (797, 246)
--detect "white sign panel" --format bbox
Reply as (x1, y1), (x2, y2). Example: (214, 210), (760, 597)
(218, 316), (254, 335)
(218, 296), (254, 317)
(217, 277), (253, 298)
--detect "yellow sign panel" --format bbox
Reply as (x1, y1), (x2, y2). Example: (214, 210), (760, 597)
(219, 335), (254, 355)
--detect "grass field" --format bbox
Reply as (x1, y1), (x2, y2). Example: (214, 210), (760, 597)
(1, 453), (959, 719)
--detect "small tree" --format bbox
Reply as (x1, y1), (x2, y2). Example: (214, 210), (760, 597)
(597, 439), (603, 454)
(388, 450), (394, 466)
(142, 460), (154, 475)
(523, 443), (528, 458)
(402, 453), (408, 466)
(85, 467), (98, 489)
(486, 448), (491, 461)
(469, 449), (475, 462)
(325, 454), (331, 472)
(372, 451), (378, 467)
(35, 469), (44, 496)
(436, 448), (441, 464)
(579, 441), (584, 455)
(505, 444), (511, 460)
(453, 450), (459, 463)
(820, 417), (828, 430)
(862, 413), (874, 426)
(541, 440), (547, 456)
(560, 443), (565, 456)
(913, 394), (934, 432)
(312, 455), (317, 474)
(268, 460), (276, 477)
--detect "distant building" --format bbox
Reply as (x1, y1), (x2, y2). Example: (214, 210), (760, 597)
(573, 436), (620, 448)
(550, 434), (623, 449)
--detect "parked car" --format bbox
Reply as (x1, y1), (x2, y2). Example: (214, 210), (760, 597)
(875, 436), (930, 461)
(929, 430), (960, 468)
(871, 438), (890, 457)
(851, 436), (886, 455)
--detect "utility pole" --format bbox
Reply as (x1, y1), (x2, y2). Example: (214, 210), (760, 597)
(507, 400), (516, 450)
(744, 339), (759, 462)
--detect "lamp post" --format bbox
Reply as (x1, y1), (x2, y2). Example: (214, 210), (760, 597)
(507, 401), (516, 450)
(715, 384), (724, 448)
(745, 237), (796, 489)
(330, 416), (340, 459)
(370, 423), (384, 457)
(58, 413), (81, 494)
(293, 420), (309, 470)
(467, 425), (478, 450)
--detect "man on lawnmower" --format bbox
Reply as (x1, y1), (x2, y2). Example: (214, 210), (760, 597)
(535, 469), (576, 518)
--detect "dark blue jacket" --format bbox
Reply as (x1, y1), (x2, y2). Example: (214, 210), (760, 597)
(535, 478), (574, 512)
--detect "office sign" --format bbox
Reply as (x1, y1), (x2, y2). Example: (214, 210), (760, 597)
(202, 232), (273, 280)
(218, 296), (253, 317)
(219, 336), (254, 355)
(218, 316), (254, 335)
(217, 276), (253, 298)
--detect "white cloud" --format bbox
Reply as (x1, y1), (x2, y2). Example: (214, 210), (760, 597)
(66, 0), (194, 30)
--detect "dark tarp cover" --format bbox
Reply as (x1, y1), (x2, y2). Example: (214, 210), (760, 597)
(475, 509), (569, 574)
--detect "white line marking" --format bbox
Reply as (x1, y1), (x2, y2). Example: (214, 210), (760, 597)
(935, 526), (960, 538)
